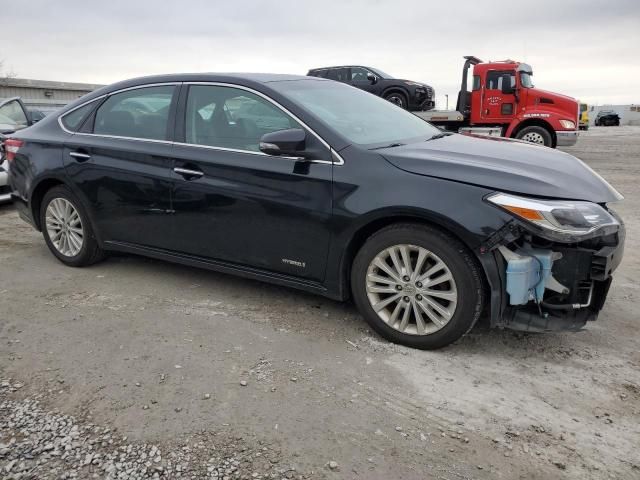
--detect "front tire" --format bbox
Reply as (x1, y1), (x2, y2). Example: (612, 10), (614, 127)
(515, 126), (553, 147)
(40, 185), (105, 267)
(384, 92), (408, 109)
(351, 224), (484, 349)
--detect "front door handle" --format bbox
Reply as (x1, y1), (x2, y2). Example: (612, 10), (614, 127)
(69, 151), (91, 162)
(173, 166), (204, 179)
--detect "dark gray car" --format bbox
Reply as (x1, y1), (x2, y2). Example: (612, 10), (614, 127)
(307, 66), (435, 111)
(0, 97), (33, 202)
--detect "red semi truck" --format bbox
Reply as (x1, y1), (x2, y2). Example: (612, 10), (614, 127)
(417, 56), (579, 148)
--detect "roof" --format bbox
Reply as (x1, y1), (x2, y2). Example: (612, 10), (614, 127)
(56, 73), (324, 115)
(107, 73), (310, 86)
(308, 66), (369, 71)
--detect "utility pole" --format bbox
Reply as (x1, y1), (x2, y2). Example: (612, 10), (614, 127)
(445, 94), (449, 110)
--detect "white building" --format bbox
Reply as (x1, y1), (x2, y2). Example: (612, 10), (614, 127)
(0, 77), (103, 115)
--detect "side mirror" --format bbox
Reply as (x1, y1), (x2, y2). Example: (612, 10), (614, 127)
(259, 128), (306, 157)
(501, 75), (514, 94)
(367, 72), (378, 84)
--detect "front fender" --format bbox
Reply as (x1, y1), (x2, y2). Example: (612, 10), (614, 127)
(324, 147), (515, 304)
(505, 109), (574, 138)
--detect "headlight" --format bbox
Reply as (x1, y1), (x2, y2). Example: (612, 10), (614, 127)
(404, 81), (423, 87)
(487, 192), (619, 241)
(559, 119), (576, 129)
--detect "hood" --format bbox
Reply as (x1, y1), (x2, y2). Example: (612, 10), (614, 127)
(397, 79), (431, 88)
(380, 134), (622, 203)
(528, 88), (576, 104)
(526, 88), (578, 119)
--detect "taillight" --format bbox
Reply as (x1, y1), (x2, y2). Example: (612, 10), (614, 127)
(5, 138), (24, 163)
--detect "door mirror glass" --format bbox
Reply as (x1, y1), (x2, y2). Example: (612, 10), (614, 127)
(259, 128), (306, 157)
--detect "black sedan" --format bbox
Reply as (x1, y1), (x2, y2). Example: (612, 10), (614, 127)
(7, 74), (625, 349)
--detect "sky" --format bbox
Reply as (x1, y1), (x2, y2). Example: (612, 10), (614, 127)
(1, 0), (639, 107)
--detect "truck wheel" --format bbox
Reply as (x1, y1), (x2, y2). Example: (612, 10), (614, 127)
(350, 223), (484, 350)
(384, 92), (407, 109)
(515, 126), (553, 147)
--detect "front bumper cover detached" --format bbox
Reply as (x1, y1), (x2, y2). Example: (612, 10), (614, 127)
(493, 220), (625, 333)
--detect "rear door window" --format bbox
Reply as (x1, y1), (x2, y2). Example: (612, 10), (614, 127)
(93, 85), (175, 140)
(326, 68), (350, 83)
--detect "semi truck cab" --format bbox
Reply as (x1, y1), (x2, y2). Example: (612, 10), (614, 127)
(418, 56), (579, 148)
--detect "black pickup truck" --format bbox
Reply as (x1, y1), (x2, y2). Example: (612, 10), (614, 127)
(307, 65), (435, 111)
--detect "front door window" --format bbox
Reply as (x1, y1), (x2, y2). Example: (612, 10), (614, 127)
(184, 85), (302, 152)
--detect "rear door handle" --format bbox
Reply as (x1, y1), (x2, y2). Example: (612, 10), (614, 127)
(69, 151), (91, 162)
(173, 167), (204, 179)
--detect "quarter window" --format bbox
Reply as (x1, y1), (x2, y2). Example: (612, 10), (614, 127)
(61, 100), (99, 132)
(94, 86), (175, 140)
(472, 75), (481, 91)
(184, 85), (301, 152)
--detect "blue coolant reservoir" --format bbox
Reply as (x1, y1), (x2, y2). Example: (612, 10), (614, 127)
(504, 254), (540, 305)
(500, 247), (558, 305)
(521, 248), (555, 302)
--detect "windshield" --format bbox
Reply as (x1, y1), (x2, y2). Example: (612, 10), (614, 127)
(520, 72), (534, 88)
(369, 67), (393, 79)
(270, 80), (441, 148)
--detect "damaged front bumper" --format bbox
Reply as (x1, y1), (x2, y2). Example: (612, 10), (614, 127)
(481, 214), (625, 333)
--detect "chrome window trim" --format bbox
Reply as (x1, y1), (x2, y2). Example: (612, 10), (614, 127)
(56, 80), (345, 165)
(58, 82), (180, 136)
(58, 96), (106, 134)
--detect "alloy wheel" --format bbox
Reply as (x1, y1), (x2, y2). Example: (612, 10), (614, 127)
(365, 244), (458, 336)
(386, 95), (404, 108)
(45, 198), (84, 257)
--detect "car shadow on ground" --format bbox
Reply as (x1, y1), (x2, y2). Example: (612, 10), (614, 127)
(88, 250), (590, 359)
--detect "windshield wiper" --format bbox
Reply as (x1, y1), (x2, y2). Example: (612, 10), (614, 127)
(426, 132), (453, 141)
(369, 142), (405, 150)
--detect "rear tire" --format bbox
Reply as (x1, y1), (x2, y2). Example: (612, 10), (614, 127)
(40, 185), (105, 267)
(351, 223), (484, 349)
(515, 126), (553, 147)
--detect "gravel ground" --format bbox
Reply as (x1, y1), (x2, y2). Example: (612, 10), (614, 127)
(1, 126), (639, 479)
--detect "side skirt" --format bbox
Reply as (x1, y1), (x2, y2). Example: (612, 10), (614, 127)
(103, 240), (332, 298)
